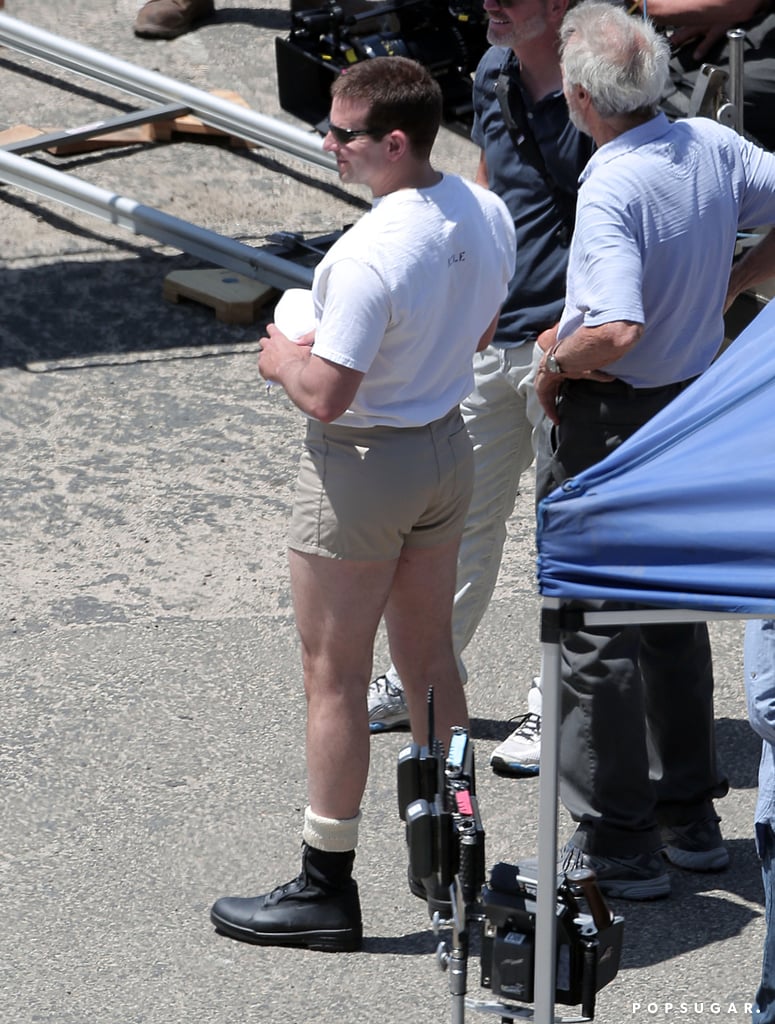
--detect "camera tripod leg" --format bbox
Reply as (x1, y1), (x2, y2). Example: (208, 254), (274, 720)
(448, 936), (468, 1024)
(435, 881), (470, 1024)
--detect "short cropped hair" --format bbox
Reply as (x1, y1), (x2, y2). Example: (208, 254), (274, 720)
(331, 56), (443, 158)
(560, 1), (670, 119)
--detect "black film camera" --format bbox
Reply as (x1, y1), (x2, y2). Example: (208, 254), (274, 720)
(479, 861), (624, 1021)
(396, 691), (624, 1022)
(275, 0), (488, 134)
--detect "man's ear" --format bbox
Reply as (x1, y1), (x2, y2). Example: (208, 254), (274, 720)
(385, 129), (408, 160)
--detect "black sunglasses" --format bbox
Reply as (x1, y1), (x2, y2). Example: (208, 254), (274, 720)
(326, 121), (376, 145)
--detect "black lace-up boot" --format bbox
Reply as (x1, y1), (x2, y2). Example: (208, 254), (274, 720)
(210, 843), (362, 952)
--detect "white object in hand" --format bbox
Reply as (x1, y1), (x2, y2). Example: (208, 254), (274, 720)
(273, 288), (316, 342)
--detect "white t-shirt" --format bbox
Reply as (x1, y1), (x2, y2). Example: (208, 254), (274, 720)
(310, 173), (515, 428)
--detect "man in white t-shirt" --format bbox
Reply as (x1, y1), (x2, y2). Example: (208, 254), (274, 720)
(210, 56), (515, 952)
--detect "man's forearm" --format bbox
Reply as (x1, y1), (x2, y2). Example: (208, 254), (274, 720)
(259, 325), (364, 422)
(644, 0), (763, 26)
(550, 320), (643, 376)
(273, 355), (363, 423)
(535, 320), (642, 425)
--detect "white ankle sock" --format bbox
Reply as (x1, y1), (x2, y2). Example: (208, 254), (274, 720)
(303, 806), (361, 852)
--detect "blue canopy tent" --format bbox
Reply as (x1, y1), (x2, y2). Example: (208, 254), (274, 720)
(527, 296), (775, 1023)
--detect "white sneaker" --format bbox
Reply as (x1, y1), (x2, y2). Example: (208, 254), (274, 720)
(367, 674), (410, 733)
(490, 680), (541, 776)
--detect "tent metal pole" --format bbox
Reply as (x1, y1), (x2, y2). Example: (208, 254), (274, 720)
(0, 12), (337, 174)
(0, 149), (314, 290)
(534, 596), (562, 1024)
(581, 608), (763, 627)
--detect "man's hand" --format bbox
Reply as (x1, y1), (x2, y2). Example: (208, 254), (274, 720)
(535, 364), (564, 425)
(537, 323), (559, 354)
(646, 0), (763, 61)
(258, 322), (364, 422)
(669, 21), (734, 60)
(534, 319), (638, 424)
(258, 322), (312, 384)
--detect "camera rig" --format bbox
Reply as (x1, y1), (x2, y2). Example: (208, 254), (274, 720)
(275, 0), (488, 135)
(276, 3), (755, 143)
(397, 691), (624, 1024)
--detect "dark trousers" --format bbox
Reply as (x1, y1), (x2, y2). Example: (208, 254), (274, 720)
(536, 378), (728, 855)
(756, 830), (775, 1023)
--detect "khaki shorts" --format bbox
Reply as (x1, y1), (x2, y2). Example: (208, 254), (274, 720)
(288, 407), (474, 561)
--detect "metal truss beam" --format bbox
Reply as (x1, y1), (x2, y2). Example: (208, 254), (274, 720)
(0, 148), (314, 290)
(0, 13), (342, 290)
(0, 12), (337, 172)
(2, 102), (191, 155)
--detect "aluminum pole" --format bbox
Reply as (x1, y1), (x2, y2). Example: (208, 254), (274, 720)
(727, 28), (745, 137)
(0, 149), (314, 290)
(534, 601), (562, 1024)
(0, 12), (337, 173)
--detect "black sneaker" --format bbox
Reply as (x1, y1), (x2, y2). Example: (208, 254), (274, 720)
(661, 815), (729, 871)
(558, 842), (671, 901)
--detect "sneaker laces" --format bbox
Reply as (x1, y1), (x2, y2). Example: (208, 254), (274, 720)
(507, 711), (541, 741)
(370, 674), (404, 699)
(560, 844), (587, 873)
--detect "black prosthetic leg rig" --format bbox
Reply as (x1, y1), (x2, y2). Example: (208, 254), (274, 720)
(396, 691), (624, 1023)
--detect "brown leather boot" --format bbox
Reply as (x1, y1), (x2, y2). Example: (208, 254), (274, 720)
(133, 0), (215, 39)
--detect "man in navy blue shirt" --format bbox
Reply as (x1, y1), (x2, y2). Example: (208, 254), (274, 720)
(368, 0), (593, 780)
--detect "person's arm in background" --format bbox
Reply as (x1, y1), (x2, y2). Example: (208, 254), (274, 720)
(745, 620), (775, 746)
(475, 150), (489, 189)
(477, 311), (501, 351)
(640, 0), (765, 61)
(725, 228), (775, 311)
(473, 152), (508, 353)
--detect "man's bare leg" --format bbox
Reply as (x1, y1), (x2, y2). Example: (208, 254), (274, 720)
(383, 537), (469, 752)
(288, 548), (399, 820)
(209, 548), (398, 952)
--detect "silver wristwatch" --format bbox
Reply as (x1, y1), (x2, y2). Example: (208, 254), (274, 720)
(545, 351), (564, 374)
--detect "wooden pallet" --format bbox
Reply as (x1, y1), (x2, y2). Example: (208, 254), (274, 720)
(163, 268), (276, 324)
(0, 91), (254, 156)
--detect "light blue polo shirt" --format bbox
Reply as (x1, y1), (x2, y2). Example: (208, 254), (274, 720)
(557, 113), (775, 387)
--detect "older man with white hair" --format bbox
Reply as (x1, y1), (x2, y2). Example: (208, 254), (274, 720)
(532, 0), (775, 900)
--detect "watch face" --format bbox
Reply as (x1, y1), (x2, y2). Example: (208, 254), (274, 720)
(547, 353), (561, 374)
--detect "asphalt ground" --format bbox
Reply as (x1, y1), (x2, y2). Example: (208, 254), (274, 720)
(0, 2), (767, 1023)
